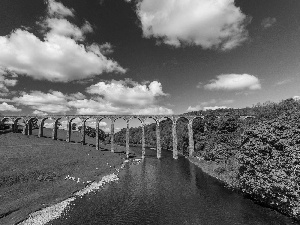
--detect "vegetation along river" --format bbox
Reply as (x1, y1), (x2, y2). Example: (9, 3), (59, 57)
(50, 147), (296, 225)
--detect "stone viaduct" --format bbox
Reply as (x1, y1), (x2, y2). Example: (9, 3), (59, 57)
(0, 115), (204, 160)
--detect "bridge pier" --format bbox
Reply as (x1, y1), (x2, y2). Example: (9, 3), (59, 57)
(111, 121), (114, 153)
(96, 119), (100, 150)
(156, 121), (161, 159)
(22, 123), (28, 135)
(172, 120), (178, 159)
(188, 119), (194, 157)
(28, 120), (33, 135)
(126, 120), (130, 158)
(141, 123), (145, 159)
(38, 121), (44, 137)
(66, 120), (71, 142)
(81, 120), (86, 145)
(52, 121), (58, 140)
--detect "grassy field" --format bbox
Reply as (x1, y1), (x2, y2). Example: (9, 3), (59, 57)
(0, 128), (128, 225)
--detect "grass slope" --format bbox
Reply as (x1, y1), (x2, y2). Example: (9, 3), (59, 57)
(0, 128), (125, 225)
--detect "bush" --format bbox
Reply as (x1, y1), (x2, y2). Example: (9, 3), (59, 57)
(238, 112), (300, 219)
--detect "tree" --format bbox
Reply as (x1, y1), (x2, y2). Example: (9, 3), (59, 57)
(72, 123), (77, 130)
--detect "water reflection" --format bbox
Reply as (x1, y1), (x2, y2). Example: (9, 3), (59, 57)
(50, 148), (296, 225)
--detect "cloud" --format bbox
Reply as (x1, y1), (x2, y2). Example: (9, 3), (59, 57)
(274, 78), (293, 86)
(261, 17), (276, 29)
(187, 105), (201, 112)
(68, 98), (173, 115)
(204, 74), (261, 91)
(0, 102), (21, 112)
(47, 0), (75, 18)
(86, 79), (167, 107)
(293, 96), (300, 101)
(13, 91), (70, 113)
(33, 110), (48, 116)
(135, 0), (250, 50)
(187, 99), (233, 112)
(12, 79), (172, 115)
(204, 106), (227, 111)
(0, 68), (18, 94)
(0, 0), (125, 82)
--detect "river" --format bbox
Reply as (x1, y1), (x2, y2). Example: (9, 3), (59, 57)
(49, 147), (296, 225)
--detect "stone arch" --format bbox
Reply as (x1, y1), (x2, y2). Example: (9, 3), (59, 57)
(27, 117), (38, 135)
(158, 116), (174, 156)
(52, 117), (62, 140)
(1, 117), (12, 124)
(175, 116), (190, 156)
(13, 117), (26, 133)
(38, 117), (48, 137)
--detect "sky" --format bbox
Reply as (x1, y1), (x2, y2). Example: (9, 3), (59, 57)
(0, 0), (300, 118)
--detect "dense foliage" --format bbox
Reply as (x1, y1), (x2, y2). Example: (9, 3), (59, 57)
(78, 126), (107, 141)
(113, 98), (300, 220)
(238, 112), (300, 219)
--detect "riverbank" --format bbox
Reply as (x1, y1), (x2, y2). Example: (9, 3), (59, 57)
(0, 129), (128, 225)
(188, 156), (300, 223)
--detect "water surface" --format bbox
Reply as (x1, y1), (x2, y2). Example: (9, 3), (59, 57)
(50, 148), (296, 225)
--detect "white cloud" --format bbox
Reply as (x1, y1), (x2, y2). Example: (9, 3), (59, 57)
(204, 74), (261, 91)
(68, 92), (86, 100)
(13, 91), (70, 114)
(44, 18), (87, 41)
(187, 105), (202, 112)
(0, 1), (125, 82)
(68, 98), (173, 115)
(47, 0), (75, 18)
(187, 99), (234, 112)
(0, 68), (18, 94)
(133, 106), (173, 115)
(293, 96), (300, 101)
(261, 17), (276, 29)
(86, 79), (167, 107)
(33, 110), (48, 116)
(0, 102), (21, 112)
(12, 79), (173, 115)
(204, 106), (227, 111)
(274, 78), (293, 86)
(135, 0), (249, 50)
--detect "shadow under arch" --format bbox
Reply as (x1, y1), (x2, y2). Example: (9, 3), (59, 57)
(38, 117), (49, 137)
(13, 117), (26, 133)
(1, 117), (13, 131)
(157, 116), (174, 158)
(27, 117), (39, 135)
(175, 116), (190, 156)
(65, 116), (84, 143)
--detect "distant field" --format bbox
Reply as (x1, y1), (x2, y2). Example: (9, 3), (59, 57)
(0, 129), (126, 225)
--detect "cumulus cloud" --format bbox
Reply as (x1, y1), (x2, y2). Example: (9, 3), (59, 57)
(68, 98), (172, 115)
(12, 79), (173, 115)
(293, 96), (300, 101)
(204, 106), (227, 111)
(0, 102), (21, 112)
(261, 17), (276, 29)
(86, 79), (167, 107)
(135, 0), (250, 50)
(187, 105), (201, 112)
(204, 74), (261, 91)
(0, 68), (18, 94)
(0, 0), (125, 82)
(13, 91), (70, 114)
(33, 110), (48, 116)
(47, 0), (75, 18)
(187, 99), (233, 112)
